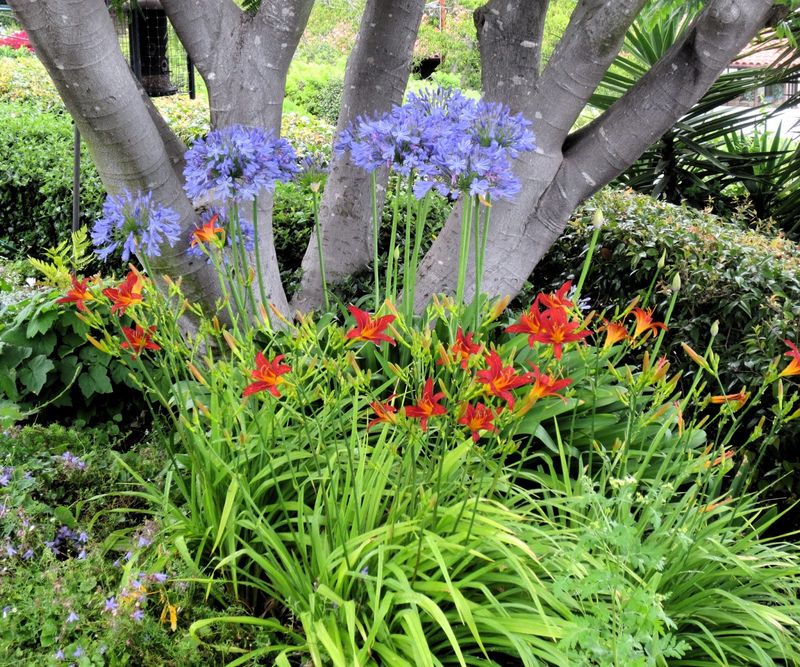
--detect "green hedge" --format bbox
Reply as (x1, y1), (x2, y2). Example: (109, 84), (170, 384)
(533, 189), (800, 391)
(0, 102), (105, 257)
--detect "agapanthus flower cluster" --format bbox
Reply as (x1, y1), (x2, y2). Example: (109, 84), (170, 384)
(92, 190), (181, 262)
(183, 125), (299, 203)
(187, 208), (255, 262)
(336, 87), (535, 201)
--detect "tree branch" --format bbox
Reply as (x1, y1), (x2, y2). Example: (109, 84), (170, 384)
(561, 0), (776, 204)
(159, 0), (243, 77)
(530, 0), (648, 153)
(474, 0), (548, 104)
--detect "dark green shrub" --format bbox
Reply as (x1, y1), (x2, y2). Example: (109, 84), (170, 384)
(0, 286), (149, 424)
(533, 188), (800, 389)
(0, 102), (105, 258)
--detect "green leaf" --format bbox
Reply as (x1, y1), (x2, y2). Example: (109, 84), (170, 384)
(0, 341), (32, 370)
(19, 354), (55, 395)
(78, 364), (113, 398)
(53, 505), (76, 528)
(39, 618), (58, 647)
(26, 299), (60, 337)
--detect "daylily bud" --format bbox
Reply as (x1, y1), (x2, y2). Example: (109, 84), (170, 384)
(309, 181), (320, 193)
(592, 209), (604, 229)
(657, 251), (666, 269)
(671, 272), (681, 291)
(710, 320), (719, 337)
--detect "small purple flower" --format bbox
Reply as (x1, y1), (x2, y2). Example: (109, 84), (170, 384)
(137, 536), (152, 549)
(5, 543), (17, 558)
(92, 190), (182, 262)
(131, 608), (145, 623)
(66, 611), (79, 623)
(103, 597), (118, 613)
(72, 646), (84, 658)
(183, 125), (299, 203)
(60, 452), (87, 472)
(0, 467), (14, 486)
(54, 648), (65, 660)
(150, 572), (168, 584)
(22, 548), (34, 560)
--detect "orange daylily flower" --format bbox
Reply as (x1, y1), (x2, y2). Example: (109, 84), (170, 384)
(600, 320), (628, 349)
(458, 402), (498, 442)
(505, 302), (542, 346)
(404, 378), (446, 431)
(103, 271), (144, 316)
(779, 340), (800, 377)
(630, 307), (667, 340)
(530, 307), (591, 360)
(120, 325), (160, 359)
(242, 352), (291, 398)
(368, 396), (398, 429)
(438, 327), (481, 369)
(526, 365), (572, 402)
(538, 280), (574, 312)
(709, 389), (749, 411)
(703, 449), (735, 468)
(700, 497), (732, 513)
(57, 275), (94, 313)
(344, 305), (396, 346)
(190, 214), (225, 247)
(475, 350), (535, 408)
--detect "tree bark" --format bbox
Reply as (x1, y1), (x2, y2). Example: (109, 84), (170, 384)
(474, 0), (548, 104)
(292, 0), (425, 312)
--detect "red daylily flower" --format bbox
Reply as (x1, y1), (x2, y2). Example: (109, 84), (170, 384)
(103, 271), (144, 316)
(600, 320), (628, 349)
(538, 280), (574, 311)
(505, 302), (543, 347)
(438, 327), (481, 369)
(526, 365), (572, 402)
(530, 307), (591, 359)
(120, 325), (160, 359)
(404, 378), (446, 431)
(630, 307), (667, 340)
(191, 214), (225, 247)
(344, 305), (396, 346)
(475, 350), (534, 408)
(243, 352), (291, 398)
(57, 275), (94, 313)
(458, 402), (498, 442)
(780, 340), (800, 377)
(368, 396), (398, 429)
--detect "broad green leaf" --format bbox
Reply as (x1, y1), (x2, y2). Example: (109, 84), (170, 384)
(19, 354), (55, 395)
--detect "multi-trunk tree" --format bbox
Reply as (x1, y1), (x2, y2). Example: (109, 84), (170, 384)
(9, 0), (789, 316)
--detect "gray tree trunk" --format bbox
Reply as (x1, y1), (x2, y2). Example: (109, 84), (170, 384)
(292, 0), (426, 312)
(411, 0), (775, 310)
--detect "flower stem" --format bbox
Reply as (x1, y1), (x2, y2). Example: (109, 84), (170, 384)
(370, 171), (380, 311)
(310, 189), (330, 312)
(250, 197), (273, 331)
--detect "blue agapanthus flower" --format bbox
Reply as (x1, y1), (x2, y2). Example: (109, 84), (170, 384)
(91, 190), (182, 262)
(183, 125), (299, 203)
(187, 208), (255, 262)
(336, 87), (536, 202)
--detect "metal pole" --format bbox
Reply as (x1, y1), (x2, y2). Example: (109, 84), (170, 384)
(72, 125), (81, 232)
(187, 54), (196, 100)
